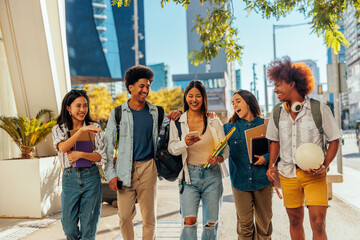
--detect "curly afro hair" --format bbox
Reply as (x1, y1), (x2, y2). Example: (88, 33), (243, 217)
(267, 56), (315, 96)
(124, 65), (154, 94)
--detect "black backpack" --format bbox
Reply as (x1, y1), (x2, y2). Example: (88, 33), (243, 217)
(114, 105), (182, 181)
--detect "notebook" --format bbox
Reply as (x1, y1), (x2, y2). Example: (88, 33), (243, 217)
(244, 124), (267, 162)
(68, 129), (95, 168)
(251, 136), (269, 164)
(74, 141), (93, 167)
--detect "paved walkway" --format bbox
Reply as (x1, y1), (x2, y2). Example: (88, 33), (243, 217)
(0, 134), (360, 239)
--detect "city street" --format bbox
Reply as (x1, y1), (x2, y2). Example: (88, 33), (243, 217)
(1, 132), (360, 239)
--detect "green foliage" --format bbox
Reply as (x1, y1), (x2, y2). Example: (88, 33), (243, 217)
(111, 0), (360, 61)
(82, 84), (114, 123)
(111, 0), (131, 7)
(145, 87), (184, 114)
(113, 92), (128, 107)
(242, 0), (352, 53)
(0, 109), (57, 159)
(189, 1), (243, 65)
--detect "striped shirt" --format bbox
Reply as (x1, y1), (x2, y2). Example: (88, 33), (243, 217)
(52, 122), (107, 168)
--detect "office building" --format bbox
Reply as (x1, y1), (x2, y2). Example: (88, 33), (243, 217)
(173, 0), (235, 120)
(344, 6), (360, 126)
(326, 20), (348, 128)
(65, 0), (146, 97)
(235, 69), (241, 90)
(149, 63), (169, 91)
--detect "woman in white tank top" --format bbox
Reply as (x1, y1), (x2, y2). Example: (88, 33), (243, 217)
(168, 81), (229, 240)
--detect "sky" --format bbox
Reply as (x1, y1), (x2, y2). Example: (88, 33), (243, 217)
(143, 1), (328, 106)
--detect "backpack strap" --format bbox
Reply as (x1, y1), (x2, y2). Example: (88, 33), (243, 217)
(310, 98), (323, 134)
(174, 119), (181, 139)
(156, 106), (164, 133)
(115, 105), (122, 139)
(310, 98), (326, 152)
(175, 119), (185, 194)
(273, 103), (283, 129)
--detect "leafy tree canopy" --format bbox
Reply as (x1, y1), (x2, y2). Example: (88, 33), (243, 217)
(82, 84), (114, 123)
(79, 84), (183, 123)
(147, 87), (184, 113)
(111, 0), (359, 64)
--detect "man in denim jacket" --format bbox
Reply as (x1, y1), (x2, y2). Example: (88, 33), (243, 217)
(105, 65), (180, 240)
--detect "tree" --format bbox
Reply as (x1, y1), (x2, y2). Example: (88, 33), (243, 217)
(111, 0), (358, 63)
(113, 92), (129, 107)
(147, 87), (184, 113)
(82, 84), (113, 124)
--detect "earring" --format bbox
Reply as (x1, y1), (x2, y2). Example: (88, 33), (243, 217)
(69, 112), (72, 116)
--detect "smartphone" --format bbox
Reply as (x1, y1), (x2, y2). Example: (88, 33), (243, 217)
(188, 131), (199, 138)
(117, 180), (123, 190)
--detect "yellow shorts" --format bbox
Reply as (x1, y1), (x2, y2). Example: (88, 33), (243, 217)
(279, 169), (328, 208)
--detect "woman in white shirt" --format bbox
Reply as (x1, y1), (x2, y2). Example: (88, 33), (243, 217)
(52, 90), (107, 240)
(168, 80), (229, 240)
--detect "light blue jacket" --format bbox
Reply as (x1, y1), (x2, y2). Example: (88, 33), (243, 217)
(104, 100), (169, 187)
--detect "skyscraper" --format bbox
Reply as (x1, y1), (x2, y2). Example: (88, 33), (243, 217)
(149, 63), (169, 91)
(173, 0), (235, 121)
(186, 0), (227, 74)
(112, 0), (146, 75)
(343, 6), (360, 125)
(65, 0), (146, 81)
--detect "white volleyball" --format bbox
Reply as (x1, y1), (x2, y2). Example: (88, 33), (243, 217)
(294, 143), (324, 170)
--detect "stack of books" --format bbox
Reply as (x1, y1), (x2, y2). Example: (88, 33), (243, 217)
(244, 123), (269, 164)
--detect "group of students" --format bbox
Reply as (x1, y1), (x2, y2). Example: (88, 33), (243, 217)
(52, 56), (341, 240)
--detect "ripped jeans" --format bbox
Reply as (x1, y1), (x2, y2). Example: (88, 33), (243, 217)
(179, 164), (223, 240)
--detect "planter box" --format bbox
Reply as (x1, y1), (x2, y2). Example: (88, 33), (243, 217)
(0, 156), (61, 218)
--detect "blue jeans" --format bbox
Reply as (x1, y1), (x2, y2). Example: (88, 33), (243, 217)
(179, 164), (224, 240)
(61, 165), (102, 240)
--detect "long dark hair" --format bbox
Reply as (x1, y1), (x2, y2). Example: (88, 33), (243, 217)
(229, 90), (262, 124)
(57, 89), (95, 130)
(184, 81), (208, 134)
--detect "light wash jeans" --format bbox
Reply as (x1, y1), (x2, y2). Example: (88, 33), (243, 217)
(179, 164), (223, 240)
(61, 165), (102, 240)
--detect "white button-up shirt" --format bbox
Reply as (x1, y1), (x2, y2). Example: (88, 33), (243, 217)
(52, 122), (107, 169)
(266, 97), (341, 178)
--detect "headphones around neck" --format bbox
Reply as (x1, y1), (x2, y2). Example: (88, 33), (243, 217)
(283, 101), (305, 113)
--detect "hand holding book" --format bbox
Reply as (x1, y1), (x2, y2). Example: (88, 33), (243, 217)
(202, 127), (236, 168)
(67, 151), (83, 164)
(68, 129), (95, 167)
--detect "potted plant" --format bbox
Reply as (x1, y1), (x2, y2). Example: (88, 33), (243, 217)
(0, 109), (61, 218)
(0, 109), (57, 158)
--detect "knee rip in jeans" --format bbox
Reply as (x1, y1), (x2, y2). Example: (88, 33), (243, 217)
(204, 221), (217, 228)
(184, 216), (197, 226)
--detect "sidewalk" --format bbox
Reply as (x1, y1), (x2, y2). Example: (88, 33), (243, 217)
(0, 135), (360, 239)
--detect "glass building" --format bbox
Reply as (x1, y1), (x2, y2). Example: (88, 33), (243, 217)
(65, 0), (146, 91)
(149, 63), (169, 91)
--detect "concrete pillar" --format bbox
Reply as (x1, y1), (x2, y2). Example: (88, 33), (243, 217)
(0, 31), (19, 159)
(0, 0), (71, 157)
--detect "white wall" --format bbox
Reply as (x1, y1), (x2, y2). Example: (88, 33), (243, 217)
(0, 0), (70, 157)
(0, 32), (19, 159)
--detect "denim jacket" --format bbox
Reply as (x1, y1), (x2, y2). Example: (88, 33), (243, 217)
(104, 100), (169, 187)
(224, 116), (270, 191)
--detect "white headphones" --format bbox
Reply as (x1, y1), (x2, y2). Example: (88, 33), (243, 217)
(283, 101), (305, 113)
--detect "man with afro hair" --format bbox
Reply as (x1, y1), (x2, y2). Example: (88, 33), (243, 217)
(265, 57), (341, 240)
(104, 65), (181, 239)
